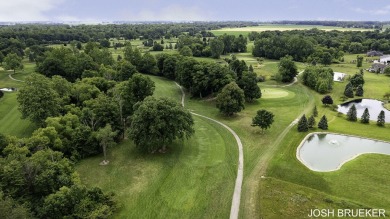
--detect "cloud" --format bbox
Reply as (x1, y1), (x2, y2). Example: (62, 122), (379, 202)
(125, 4), (212, 21)
(353, 5), (390, 15)
(0, 0), (64, 21)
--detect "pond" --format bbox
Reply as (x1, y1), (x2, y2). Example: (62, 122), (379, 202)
(337, 99), (390, 123)
(297, 133), (390, 172)
(0, 88), (16, 92)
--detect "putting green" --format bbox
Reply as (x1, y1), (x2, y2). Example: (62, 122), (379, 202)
(261, 88), (291, 99)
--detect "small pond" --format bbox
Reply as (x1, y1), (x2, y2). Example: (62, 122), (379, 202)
(338, 99), (390, 123)
(297, 133), (390, 172)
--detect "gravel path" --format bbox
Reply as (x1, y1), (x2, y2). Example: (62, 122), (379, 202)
(175, 82), (243, 219)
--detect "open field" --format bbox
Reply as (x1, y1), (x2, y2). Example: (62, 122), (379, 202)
(212, 25), (374, 36)
(76, 75), (238, 218)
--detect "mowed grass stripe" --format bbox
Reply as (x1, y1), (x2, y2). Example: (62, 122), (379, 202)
(0, 92), (35, 137)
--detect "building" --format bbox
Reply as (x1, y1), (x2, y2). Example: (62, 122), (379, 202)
(368, 63), (387, 73)
(380, 55), (390, 64)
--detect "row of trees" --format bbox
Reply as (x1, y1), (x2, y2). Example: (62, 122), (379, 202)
(298, 114), (328, 131)
(251, 28), (390, 62)
(346, 104), (386, 126)
(175, 34), (247, 58)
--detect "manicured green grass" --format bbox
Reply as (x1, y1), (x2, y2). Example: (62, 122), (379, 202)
(262, 54), (390, 217)
(262, 88), (294, 99)
(0, 92), (36, 137)
(76, 75), (238, 218)
(211, 25), (374, 36)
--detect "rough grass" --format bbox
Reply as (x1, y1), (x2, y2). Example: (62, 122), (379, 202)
(76, 75), (238, 218)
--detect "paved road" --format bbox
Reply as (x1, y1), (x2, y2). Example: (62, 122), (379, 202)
(175, 82), (244, 219)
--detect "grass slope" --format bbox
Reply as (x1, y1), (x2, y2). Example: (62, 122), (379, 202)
(0, 93), (36, 137)
(76, 75), (238, 218)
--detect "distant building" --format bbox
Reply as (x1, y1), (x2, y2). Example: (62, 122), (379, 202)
(367, 50), (383, 57)
(368, 63), (387, 73)
(380, 55), (390, 64)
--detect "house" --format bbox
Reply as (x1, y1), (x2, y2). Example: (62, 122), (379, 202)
(380, 55), (390, 64)
(367, 50), (383, 57)
(368, 63), (387, 73)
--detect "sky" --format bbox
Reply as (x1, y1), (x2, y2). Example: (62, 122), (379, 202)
(1, 0), (390, 22)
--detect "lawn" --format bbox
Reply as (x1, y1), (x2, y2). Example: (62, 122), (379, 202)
(0, 92), (36, 137)
(0, 60), (36, 137)
(76, 75), (238, 218)
(261, 53), (390, 218)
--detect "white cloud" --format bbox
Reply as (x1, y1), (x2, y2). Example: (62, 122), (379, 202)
(125, 5), (212, 21)
(353, 5), (390, 15)
(0, 0), (64, 21)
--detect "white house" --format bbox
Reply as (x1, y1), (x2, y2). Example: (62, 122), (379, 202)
(380, 55), (390, 64)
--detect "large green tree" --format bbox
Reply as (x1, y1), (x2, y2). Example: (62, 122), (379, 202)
(17, 74), (60, 125)
(3, 53), (23, 74)
(237, 71), (262, 102)
(276, 55), (297, 83)
(96, 124), (117, 164)
(251, 109), (274, 132)
(216, 82), (245, 116)
(210, 38), (224, 59)
(128, 97), (194, 153)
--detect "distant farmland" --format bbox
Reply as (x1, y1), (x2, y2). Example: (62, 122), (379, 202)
(211, 24), (374, 36)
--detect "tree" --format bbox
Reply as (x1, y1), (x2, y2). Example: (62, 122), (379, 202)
(216, 82), (245, 116)
(237, 71), (262, 102)
(96, 124), (117, 165)
(308, 115), (316, 129)
(347, 104), (357, 121)
(276, 55), (297, 83)
(297, 114), (308, 132)
(128, 97), (194, 153)
(251, 110), (274, 132)
(0, 90), (3, 99)
(17, 74), (60, 125)
(3, 53), (23, 74)
(313, 105), (318, 117)
(350, 74), (364, 88)
(357, 55), (363, 67)
(355, 84), (364, 96)
(360, 108), (370, 124)
(139, 52), (158, 74)
(322, 95), (333, 106)
(179, 46), (193, 57)
(152, 43), (164, 51)
(321, 52), (332, 65)
(377, 110), (385, 127)
(344, 85), (354, 98)
(40, 185), (116, 219)
(318, 115), (328, 130)
(210, 38), (224, 59)
(384, 67), (390, 76)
